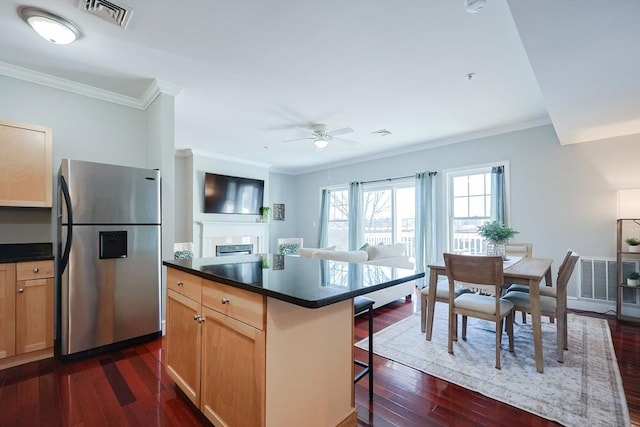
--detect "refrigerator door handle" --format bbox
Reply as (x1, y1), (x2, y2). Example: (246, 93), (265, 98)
(60, 175), (73, 273)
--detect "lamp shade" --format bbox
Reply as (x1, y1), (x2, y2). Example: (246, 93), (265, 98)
(617, 189), (640, 219)
(314, 137), (329, 149)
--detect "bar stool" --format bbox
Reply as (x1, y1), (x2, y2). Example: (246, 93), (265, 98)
(354, 296), (375, 400)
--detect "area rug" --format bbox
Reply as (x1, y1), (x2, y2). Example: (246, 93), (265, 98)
(355, 305), (629, 426)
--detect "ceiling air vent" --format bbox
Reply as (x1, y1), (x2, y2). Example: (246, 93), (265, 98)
(79, 0), (133, 28)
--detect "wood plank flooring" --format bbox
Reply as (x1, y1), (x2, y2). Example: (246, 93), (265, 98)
(1, 294), (638, 426)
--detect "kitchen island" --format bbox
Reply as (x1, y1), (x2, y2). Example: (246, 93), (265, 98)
(163, 254), (422, 427)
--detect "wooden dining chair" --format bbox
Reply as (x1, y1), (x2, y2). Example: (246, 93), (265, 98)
(420, 278), (471, 339)
(502, 251), (579, 363)
(505, 242), (533, 259)
(444, 253), (515, 369)
(505, 249), (572, 324)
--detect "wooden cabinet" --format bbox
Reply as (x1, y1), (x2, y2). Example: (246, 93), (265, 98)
(0, 264), (17, 360)
(165, 266), (357, 427)
(165, 267), (265, 426)
(0, 260), (54, 370)
(616, 219), (640, 323)
(0, 120), (53, 208)
(200, 295), (265, 427)
(166, 289), (201, 405)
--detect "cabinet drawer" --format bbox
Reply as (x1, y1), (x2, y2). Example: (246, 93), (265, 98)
(202, 280), (265, 330)
(167, 268), (201, 303)
(16, 261), (54, 281)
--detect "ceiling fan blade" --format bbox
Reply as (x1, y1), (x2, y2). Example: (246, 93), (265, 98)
(327, 127), (353, 137)
(281, 137), (314, 143)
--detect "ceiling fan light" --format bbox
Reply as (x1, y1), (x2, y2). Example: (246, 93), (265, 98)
(20, 7), (80, 45)
(314, 138), (329, 149)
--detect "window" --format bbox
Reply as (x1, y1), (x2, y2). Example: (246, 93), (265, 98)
(325, 181), (415, 259)
(327, 189), (349, 250)
(446, 164), (507, 254)
(363, 183), (415, 260)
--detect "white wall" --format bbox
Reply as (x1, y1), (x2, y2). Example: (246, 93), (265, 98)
(292, 124), (640, 310)
(268, 172), (299, 252)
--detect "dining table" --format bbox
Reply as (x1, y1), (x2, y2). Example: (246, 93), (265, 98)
(426, 256), (553, 373)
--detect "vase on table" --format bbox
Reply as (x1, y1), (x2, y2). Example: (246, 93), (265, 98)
(486, 241), (506, 259)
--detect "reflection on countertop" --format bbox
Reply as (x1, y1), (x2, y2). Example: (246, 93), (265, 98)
(164, 254), (423, 309)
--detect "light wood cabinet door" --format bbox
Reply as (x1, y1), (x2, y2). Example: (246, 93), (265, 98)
(200, 306), (265, 427)
(0, 120), (53, 207)
(0, 264), (17, 360)
(166, 289), (202, 406)
(15, 277), (54, 354)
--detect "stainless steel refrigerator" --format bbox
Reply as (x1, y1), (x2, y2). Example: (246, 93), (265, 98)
(57, 159), (161, 358)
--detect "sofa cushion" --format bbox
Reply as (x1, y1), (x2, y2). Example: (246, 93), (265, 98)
(366, 243), (405, 260)
(298, 247), (315, 258)
(312, 249), (368, 263)
(298, 246), (335, 258)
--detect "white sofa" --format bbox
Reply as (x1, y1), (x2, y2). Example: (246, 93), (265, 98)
(299, 243), (416, 309)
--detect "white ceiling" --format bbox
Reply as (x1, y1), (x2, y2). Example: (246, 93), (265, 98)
(1, 0), (638, 175)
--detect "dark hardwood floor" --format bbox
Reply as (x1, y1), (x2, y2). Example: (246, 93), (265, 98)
(1, 293), (638, 426)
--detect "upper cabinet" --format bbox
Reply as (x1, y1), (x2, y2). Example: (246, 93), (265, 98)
(0, 120), (53, 208)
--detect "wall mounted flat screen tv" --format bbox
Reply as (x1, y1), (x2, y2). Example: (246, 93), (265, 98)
(204, 172), (264, 215)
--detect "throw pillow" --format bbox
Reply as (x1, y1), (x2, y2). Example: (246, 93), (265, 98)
(366, 243), (405, 260)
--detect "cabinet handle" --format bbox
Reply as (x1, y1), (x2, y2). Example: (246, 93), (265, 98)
(193, 314), (200, 321)
(33, 267), (39, 273)
(221, 297), (230, 304)
(177, 281), (184, 286)
(18, 288), (24, 293)
(198, 317), (205, 324)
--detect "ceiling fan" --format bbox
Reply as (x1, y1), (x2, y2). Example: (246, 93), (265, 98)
(281, 124), (356, 150)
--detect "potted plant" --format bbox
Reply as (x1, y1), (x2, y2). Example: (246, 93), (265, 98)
(477, 221), (519, 258)
(260, 206), (270, 223)
(625, 237), (640, 253)
(627, 271), (640, 287)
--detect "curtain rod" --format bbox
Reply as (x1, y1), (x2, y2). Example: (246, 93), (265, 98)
(359, 171), (437, 185)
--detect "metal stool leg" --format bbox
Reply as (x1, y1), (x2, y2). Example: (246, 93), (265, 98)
(354, 296), (374, 401)
(367, 302), (373, 400)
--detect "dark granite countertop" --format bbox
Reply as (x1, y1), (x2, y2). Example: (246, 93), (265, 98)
(164, 254), (423, 309)
(0, 243), (54, 264)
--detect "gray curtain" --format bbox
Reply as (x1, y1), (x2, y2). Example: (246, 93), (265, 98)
(490, 166), (506, 224)
(318, 189), (330, 247)
(348, 182), (363, 251)
(415, 172), (437, 286)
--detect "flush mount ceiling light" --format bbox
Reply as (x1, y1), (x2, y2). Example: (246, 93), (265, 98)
(20, 7), (81, 45)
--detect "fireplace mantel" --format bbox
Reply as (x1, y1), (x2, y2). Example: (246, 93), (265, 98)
(197, 221), (268, 257)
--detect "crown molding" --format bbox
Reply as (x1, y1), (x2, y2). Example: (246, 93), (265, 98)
(0, 61), (181, 110)
(181, 148), (272, 169)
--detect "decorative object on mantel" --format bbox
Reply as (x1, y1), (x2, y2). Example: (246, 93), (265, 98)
(273, 203), (285, 221)
(261, 253), (270, 269)
(260, 206), (270, 223)
(174, 242), (194, 259)
(476, 220), (518, 259)
(628, 272), (640, 287)
(625, 237), (640, 253)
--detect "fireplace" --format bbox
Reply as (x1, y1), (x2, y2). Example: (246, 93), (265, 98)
(216, 244), (253, 257)
(197, 221), (268, 257)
